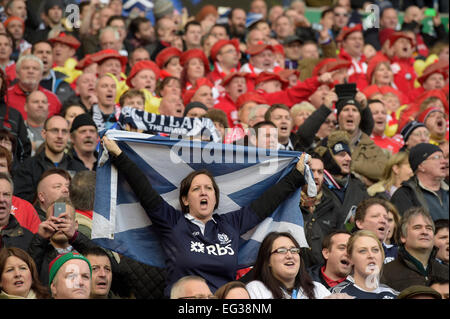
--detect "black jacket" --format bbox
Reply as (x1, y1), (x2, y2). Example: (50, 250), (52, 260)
(12, 149), (87, 203)
(301, 193), (345, 265)
(391, 176), (449, 220)
(0, 214), (34, 251)
(323, 174), (369, 226)
(40, 71), (76, 106)
(0, 99), (32, 164)
(27, 231), (98, 287)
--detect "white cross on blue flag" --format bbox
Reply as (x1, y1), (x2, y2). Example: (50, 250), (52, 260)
(92, 130), (308, 268)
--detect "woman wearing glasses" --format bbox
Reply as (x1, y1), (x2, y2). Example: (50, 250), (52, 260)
(102, 137), (310, 297)
(246, 232), (331, 299)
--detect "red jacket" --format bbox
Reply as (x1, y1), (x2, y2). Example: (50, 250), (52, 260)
(6, 83), (62, 120)
(390, 56), (417, 94)
(259, 76), (322, 107)
(214, 93), (239, 127)
(11, 196), (40, 234)
(371, 134), (402, 154)
(338, 49), (368, 90)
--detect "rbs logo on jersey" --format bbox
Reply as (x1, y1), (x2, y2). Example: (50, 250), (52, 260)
(190, 241), (235, 256)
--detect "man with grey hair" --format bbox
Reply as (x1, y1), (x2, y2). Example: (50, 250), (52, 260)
(381, 207), (449, 291)
(7, 54), (62, 120)
(99, 27), (123, 53)
(0, 172), (34, 250)
(170, 275), (215, 299)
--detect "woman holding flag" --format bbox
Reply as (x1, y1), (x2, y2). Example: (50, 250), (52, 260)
(101, 136), (309, 297)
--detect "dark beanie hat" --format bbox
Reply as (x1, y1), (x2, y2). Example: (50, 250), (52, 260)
(183, 102), (208, 117)
(44, 0), (64, 13)
(401, 121), (426, 143)
(70, 113), (97, 133)
(335, 98), (362, 117)
(408, 143), (442, 172)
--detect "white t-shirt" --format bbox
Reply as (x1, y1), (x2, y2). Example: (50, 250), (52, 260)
(246, 280), (331, 299)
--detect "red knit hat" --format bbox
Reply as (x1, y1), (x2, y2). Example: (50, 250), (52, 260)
(3, 16), (24, 30)
(48, 32), (81, 50)
(182, 78), (213, 105)
(126, 60), (160, 88)
(91, 49), (127, 67)
(180, 49), (210, 72)
(388, 32), (414, 48)
(417, 106), (446, 123)
(246, 43), (275, 56)
(235, 91), (267, 109)
(418, 60), (449, 85)
(155, 47), (182, 69)
(336, 24), (363, 42)
(209, 39), (240, 62)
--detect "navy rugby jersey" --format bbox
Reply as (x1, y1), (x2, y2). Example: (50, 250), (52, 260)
(331, 277), (398, 299)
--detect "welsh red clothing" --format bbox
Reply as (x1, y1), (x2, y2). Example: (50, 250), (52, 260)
(390, 56), (417, 94)
(4, 62), (16, 85)
(259, 76), (322, 107)
(11, 196), (40, 234)
(338, 49), (368, 90)
(320, 266), (347, 288)
(214, 93), (239, 127)
(6, 83), (62, 120)
(371, 133), (402, 154)
(207, 62), (239, 87)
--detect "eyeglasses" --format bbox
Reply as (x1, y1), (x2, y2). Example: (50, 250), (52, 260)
(426, 154), (444, 161)
(179, 295), (218, 299)
(271, 247), (301, 255)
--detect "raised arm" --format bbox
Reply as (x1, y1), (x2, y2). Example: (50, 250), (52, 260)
(101, 137), (181, 227)
(249, 153), (308, 220)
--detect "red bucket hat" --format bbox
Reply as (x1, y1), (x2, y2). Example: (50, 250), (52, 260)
(255, 71), (288, 89)
(221, 72), (248, 87)
(418, 60), (449, 85)
(48, 32), (81, 50)
(180, 49), (210, 72)
(388, 32), (414, 48)
(210, 39), (240, 62)
(155, 47), (182, 69)
(126, 60), (160, 88)
(91, 49), (127, 67)
(182, 78), (214, 105)
(336, 24), (363, 42)
(235, 91), (267, 110)
(246, 43), (275, 56)
(312, 58), (351, 77)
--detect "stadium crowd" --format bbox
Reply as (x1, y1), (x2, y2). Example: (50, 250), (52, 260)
(0, 0), (448, 300)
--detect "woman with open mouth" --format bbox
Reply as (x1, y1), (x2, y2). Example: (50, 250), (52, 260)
(246, 231), (332, 299)
(0, 247), (50, 299)
(330, 230), (398, 299)
(102, 136), (310, 297)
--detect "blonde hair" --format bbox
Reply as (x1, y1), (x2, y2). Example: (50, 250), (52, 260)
(290, 101), (316, 119)
(347, 230), (385, 262)
(381, 151), (410, 190)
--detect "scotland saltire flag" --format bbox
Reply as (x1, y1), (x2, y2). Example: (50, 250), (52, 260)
(92, 130), (308, 268)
